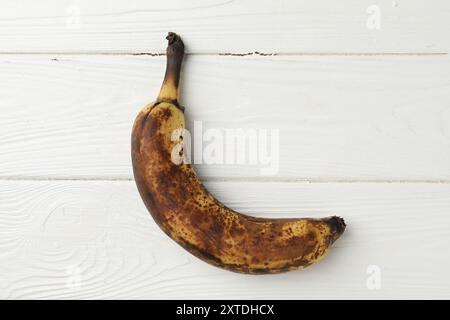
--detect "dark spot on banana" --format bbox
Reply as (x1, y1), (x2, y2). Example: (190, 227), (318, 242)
(160, 107), (172, 121)
(306, 232), (316, 241)
(251, 257), (260, 264)
(210, 221), (224, 236)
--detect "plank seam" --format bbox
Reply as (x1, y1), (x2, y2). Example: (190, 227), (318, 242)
(0, 52), (447, 57)
(1, 176), (450, 184)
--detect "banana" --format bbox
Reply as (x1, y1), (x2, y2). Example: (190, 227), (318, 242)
(131, 32), (346, 274)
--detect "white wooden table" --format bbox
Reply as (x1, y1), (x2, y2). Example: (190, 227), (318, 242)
(1, 0), (450, 299)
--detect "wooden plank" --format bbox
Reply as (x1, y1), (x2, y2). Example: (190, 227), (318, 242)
(1, 180), (449, 299)
(1, 54), (450, 180)
(0, 0), (448, 53)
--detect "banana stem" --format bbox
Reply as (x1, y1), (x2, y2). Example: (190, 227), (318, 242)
(157, 32), (185, 105)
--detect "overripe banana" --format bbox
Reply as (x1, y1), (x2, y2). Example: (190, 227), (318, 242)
(131, 33), (346, 274)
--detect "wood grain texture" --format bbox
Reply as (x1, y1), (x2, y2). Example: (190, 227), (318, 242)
(0, 0), (448, 53)
(1, 180), (450, 299)
(1, 54), (450, 180)
(2, 0), (450, 299)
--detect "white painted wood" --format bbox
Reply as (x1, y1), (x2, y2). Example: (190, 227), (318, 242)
(0, 0), (448, 53)
(1, 0), (450, 301)
(1, 180), (449, 299)
(1, 55), (450, 180)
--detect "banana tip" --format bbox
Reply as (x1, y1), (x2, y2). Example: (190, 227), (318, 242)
(166, 32), (184, 53)
(324, 216), (346, 242)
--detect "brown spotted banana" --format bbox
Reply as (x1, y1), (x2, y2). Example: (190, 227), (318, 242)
(131, 32), (346, 274)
